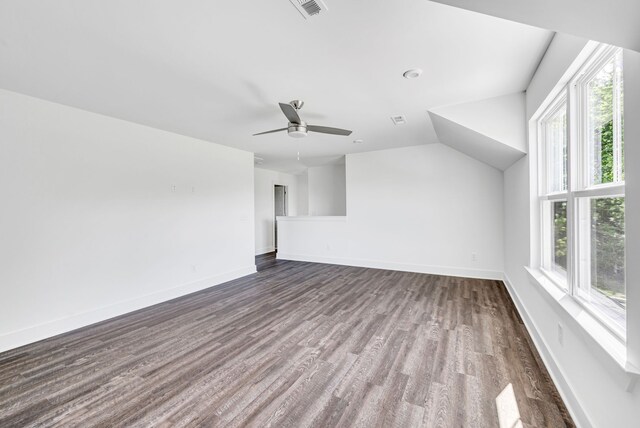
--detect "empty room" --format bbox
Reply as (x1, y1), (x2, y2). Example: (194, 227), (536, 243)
(1, 1), (639, 427)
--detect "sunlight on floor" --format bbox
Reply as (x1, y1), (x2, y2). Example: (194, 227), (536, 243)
(496, 383), (523, 428)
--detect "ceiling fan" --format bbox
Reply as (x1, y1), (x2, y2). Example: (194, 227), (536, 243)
(253, 100), (352, 138)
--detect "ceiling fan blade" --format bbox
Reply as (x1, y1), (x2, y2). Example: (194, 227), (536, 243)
(253, 127), (287, 136)
(307, 125), (352, 136)
(279, 103), (302, 124)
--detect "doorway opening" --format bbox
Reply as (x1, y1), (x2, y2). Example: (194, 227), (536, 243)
(274, 184), (288, 250)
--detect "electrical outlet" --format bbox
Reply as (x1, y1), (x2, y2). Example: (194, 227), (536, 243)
(471, 252), (478, 262)
(172, 185), (177, 192)
(191, 265), (197, 273)
(558, 323), (564, 346)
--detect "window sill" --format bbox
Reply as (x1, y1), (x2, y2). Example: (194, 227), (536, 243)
(525, 267), (639, 379)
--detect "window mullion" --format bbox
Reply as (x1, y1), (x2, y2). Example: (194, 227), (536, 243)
(541, 192), (569, 201)
(572, 184), (625, 199)
(567, 83), (577, 298)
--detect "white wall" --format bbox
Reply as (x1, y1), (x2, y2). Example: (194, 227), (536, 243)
(624, 46), (640, 379)
(0, 89), (255, 352)
(308, 163), (347, 216)
(278, 144), (504, 279)
(296, 170), (309, 216)
(254, 167), (298, 255)
(432, 92), (527, 152)
(503, 34), (640, 428)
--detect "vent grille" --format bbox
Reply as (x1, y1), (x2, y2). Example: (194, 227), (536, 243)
(289, 0), (328, 19)
(391, 115), (407, 125)
(301, 1), (321, 15)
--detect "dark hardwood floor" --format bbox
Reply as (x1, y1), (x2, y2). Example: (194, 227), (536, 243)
(0, 254), (573, 427)
(255, 251), (280, 272)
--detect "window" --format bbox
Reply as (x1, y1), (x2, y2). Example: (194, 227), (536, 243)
(538, 45), (626, 336)
(540, 95), (568, 286)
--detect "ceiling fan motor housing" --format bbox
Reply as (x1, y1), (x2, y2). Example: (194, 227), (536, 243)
(288, 122), (308, 138)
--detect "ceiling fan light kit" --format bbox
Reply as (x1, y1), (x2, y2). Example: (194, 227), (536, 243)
(288, 123), (308, 138)
(253, 100), (352, 138)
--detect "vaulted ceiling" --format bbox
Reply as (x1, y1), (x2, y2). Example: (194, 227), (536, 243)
(429, 92), (527, 170)
(0, 0), (552, 173)
(431, 0), (640, 53)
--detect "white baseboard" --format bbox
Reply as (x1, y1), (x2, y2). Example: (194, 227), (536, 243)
(502, 274), (592, 428)
(277, 253), (503, 280)
(255, 246), (275, 255)
(0, 265), (256, 354)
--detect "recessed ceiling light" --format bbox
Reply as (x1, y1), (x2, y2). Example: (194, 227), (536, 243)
(403, 68), (423, 79)
(353, 139), (364, 144)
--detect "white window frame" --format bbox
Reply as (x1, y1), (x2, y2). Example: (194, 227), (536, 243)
(537, 44), (626, 340)
(538, 92), (569, 288)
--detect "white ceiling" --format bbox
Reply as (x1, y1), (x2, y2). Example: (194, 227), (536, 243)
(429, 112), (526, 171)
(0, 0), (551, 173)
(431, 0), (640, 53)
(430, 92), (527, 152)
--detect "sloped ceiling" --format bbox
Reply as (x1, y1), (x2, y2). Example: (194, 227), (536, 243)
(0, 0), (551, 173)
(428, 92), (526, 170)
(429, 0), (640, 53)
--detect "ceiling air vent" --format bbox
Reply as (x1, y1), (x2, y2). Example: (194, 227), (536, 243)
(289, 0), (328, 19)
(391, 115), (407, 125)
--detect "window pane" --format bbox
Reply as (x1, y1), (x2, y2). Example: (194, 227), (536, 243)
(543, 103), (567, 193)
(552, 201), (568, 274)
(542, 200), (567, 286)
(587, 50), (624, 186)
(578, 196), (625, 331)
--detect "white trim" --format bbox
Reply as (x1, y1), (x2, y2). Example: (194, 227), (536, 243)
(255, 246), (276, 255)
(0, 265), (257, 353)
(572, 184), (625, 198)
(541, 192), (569, 201)
(503, 273), (594, 428)
(277, 253), (503, 280)
(540, 267), (569, 292)
(525, 267), (639, 376)
(276, 216), (347, 222)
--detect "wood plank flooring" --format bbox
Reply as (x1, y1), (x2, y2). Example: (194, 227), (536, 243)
(0, 254), (574, 427)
